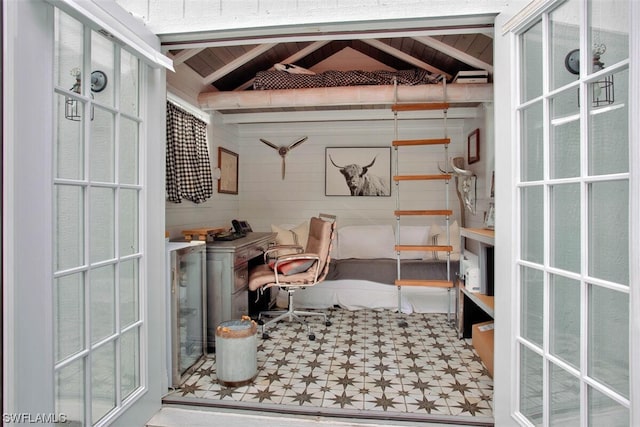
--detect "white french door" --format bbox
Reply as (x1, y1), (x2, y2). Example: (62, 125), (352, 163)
(3, 1), (168, 425)
(511, 0), (634, 425)
(53, 9), (145, 425)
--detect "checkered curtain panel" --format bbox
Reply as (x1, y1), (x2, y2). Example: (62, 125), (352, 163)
(166, 101), (213, 203)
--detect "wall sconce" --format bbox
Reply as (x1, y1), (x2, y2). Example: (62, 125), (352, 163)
(564, 44), (614, 108)
(64, 68), (108, 121)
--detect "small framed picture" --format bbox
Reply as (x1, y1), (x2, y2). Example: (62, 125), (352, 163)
(484, 202), (495, 230)
(217, 147), (238, 195)
(468, 128), (480, 164)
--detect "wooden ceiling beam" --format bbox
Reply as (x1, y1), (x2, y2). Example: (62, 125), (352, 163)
(412, 35), (493, 73)
(170, 48), (205, 66)
(234, 40), (331, 91)
(362, 39), (451, 79)
(201, 43), (277, 85)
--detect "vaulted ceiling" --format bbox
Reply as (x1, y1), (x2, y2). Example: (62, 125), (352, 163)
(161, 22), (494, 92)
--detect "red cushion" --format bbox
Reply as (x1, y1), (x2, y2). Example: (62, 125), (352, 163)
(268, 259), (314, 276)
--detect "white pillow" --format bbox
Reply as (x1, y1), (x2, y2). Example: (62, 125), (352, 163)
(428, 221), (460, 261)
(271, 222), (309, 255)
(398, 225), (431, 259)
(337, 225), (396, 259)
(274, 63), (316, 75)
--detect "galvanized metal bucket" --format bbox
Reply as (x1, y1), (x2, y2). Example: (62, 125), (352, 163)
(215, 316), (258, 387)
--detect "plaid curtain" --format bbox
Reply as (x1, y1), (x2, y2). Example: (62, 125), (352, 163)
(166, 101), (213, 203)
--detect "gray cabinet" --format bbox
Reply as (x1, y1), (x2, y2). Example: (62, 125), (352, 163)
(206, 232), (276, 350)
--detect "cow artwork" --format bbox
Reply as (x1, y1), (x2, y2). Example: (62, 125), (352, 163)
(328, 154), (390, 196)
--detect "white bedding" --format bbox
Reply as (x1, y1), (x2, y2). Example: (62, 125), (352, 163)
(285, 279), (453, 314)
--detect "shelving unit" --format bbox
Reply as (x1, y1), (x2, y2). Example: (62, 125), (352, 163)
(392, 79), (454, 327)
(457, 227), (495, 338)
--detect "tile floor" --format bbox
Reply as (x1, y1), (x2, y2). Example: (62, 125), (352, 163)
(163, 309), (494, 425)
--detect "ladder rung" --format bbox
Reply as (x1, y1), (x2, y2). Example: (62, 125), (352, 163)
(395, 279), (454, 288)
(395, 245), (453, 252)
(394, 174), (451, 181)
(395, 210), (453, 216)
(392, 103), (450, 112)
(392, 138), (450, 147)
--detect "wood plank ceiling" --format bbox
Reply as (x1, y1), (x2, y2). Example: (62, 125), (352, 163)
(164, 32), (494, 93)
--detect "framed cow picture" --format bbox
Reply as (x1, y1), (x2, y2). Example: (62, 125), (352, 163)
(325, 146), (391, 196)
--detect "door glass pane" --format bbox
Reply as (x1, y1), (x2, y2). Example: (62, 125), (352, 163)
(521, 102), (544, 182)
(588, 180), (628, 285)
(121, 327), (140, 400)
(55, 273), (85, 362)
(119, 189), (139, 256)
(119, 117), (139, 185)
(90, 107), (115, 183)
(520, 344), (543, 425)
(120, 259), (139, 328)
(91, 30), (115, 107)
(589, 69), (629, 176)
(54, 10), (83, 89)
(551, 183), (580, 272)
(120, 50), (139, 117)
(55, 94), (84, 180)
(92, 342), (116, 424)
(550, 274), (580, 368)
(588, 284), (629, 398)
(90, 187), (115, 263)
(521, 266), (544, 346)
(56, 358), (85, 426)
(551, 90), (580, 179)
(549, 363), (580, 426)
(55, 185), (84, 271)
(550, 0), (580, 90)
(589, 0), (628, 76)
(521, 186), (544, 264)
(588, 386), (629, 426)
(91, 265), (115, 343)
(521, 20), (543, 102)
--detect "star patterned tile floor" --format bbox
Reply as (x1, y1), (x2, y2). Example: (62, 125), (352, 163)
(163, 309), (494, 425)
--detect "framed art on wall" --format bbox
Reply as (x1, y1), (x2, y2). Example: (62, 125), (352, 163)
(325, 146), (391, 196)
(217, 147), (238, 194)
(468, 128), (480, 164)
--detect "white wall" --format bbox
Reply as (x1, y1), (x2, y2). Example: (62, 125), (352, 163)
(236, 118), (469, 231)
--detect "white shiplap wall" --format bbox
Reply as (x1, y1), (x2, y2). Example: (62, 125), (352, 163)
(237, 118), (467, 231)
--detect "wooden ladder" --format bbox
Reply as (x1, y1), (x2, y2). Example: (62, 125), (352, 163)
(392, 79), (454, 326)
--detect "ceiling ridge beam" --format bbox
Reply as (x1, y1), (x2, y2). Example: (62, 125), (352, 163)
(202, 43), (277, 85)
(234, 40), (331, 91)
(412, 35), (493, 73)
(361, 39), (451, 79)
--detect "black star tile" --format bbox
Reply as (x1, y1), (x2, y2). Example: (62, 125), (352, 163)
(370, 361), (391, 374)
(264, 370), (285, 384)
(330, 390), (357, 408)
(179, 382), (202, 396)
(372, 376), (393, 390)
(371, 349), (391, 359)
(410, 378), (436, 392)
(272, 357), (290, 368)
(413, 396), (444, 414)
(215, 387), (237, 399)
(436, 353), (454, 363)
(340, 348), (358, 358)
(448, 379), (472, 394)
(298, 372), (321, 386)
(369, 393), (400, 411)
(441, 365), (463, 377)
(305, 358), (324, 370)
(401, 350), (421, 361)
(248, 386), (278, 403)
(291, 389), (316, 405)
(454, 398), (487, 416)
(338, 359), (358, 371)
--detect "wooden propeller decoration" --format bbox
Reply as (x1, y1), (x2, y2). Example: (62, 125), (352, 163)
(259, 136), (308, 179)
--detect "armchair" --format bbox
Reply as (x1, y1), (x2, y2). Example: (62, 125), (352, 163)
(248, 215), (336, 340)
